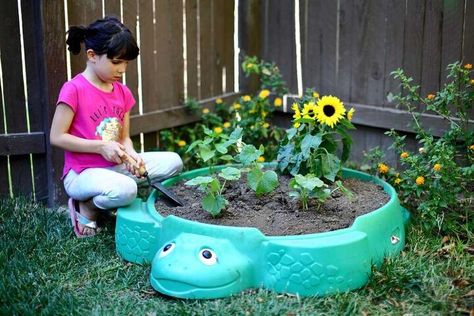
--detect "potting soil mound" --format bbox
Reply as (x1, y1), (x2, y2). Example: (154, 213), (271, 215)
(156, 175), (390, 236)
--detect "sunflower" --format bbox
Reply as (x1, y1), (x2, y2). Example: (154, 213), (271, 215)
(315, 96), (346, 128)
(291, 103), (301, 128)
(301, 102), (317, 120)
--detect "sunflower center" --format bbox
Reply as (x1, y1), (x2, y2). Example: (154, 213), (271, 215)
(323, 105), (335, 117)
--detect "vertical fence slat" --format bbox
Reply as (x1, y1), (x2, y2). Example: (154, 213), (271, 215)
(440, 0), (464, 85)
(261, 0), (297, 94)
(420, 0), (442, 99)
(0, 0), (33, 196)
(42, 0), (68, 205)
(186, 0), (199, 100)
(463, 0), (474, 63)
(21, 1), (50, 202)
(67, 0), (103, 78)
(238, 0), (262, 94)
(215, 0), (235, 94)
(104, 0), (122, 17)
(123, 0), (140, 116)
(402, 0), (425, 92)
(0, 53), (8, 197)
(154, 0), (184, 108)
(300, 0), (321, 91)
(337, 0), (354, 102)
(383, 0), (405, 107)
(199, 0), (214, 99)
(350, 0), (386, 106)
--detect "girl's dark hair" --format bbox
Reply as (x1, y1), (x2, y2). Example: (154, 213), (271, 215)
(66, 16), (139, 60)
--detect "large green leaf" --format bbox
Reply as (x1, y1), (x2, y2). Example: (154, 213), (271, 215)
(321, 153), (340, 182)
(199, 145), (215, 162)
(235, 144), (263, 165)
(202, 193), (227, 216)
(300, 133), (322, 159)
(218, 167), (241, 181)
(277, 143), (294, 172)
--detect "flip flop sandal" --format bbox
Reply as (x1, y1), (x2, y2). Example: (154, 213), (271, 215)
(68, 198), (99, 238)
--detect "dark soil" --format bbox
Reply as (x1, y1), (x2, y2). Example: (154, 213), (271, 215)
(156, 175), (390, 236)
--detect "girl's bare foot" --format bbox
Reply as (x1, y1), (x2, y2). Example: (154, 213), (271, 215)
(77, 199), (99, 236)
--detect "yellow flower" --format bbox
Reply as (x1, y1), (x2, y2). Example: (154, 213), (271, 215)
(261, 110), (268, 118)
(202, 108), (210, 114)
(469, 144), (474, 150)
(233, 103), (241, 110)
(215, 98), (223, 104)
(257, 156), (265, 162)
(213, 127), (223, 134)
(400, 152), (409, 159)
(394, 178), (401, 185)
(416, 176), (425, 185)
(433, 163), (442, 172)
(263, 122), (270, 128)
(378, 163), (389, 174)
(427, 94), (435, 100)
(464, 63), (472, 70)
(246, 62), (254, 70)
(347, 108), (355, 121)
(312, 91), (320, 98)
(259, 89), (271, 99)
(177, 140), (186, 147)
(315, 95), (346, 128)
(243, 95), (251, 102)
(293, 122), (301, 128)
(223, 122), (231, 128)
(274, 97), (283, 107)
(292, 103), (301, 119)
(302, 102), (317, 119)
(470, 79), (474, 85)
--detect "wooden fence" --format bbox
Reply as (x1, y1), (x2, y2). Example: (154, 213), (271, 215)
(0, 0), (473, 206)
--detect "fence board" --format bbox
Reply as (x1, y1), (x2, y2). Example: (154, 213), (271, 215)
(383, 0), (405, 107)
(350, 0), (386, 105)
(199, 0), (214, 99)
(337, 0), (354, 102)
(464, 0), (474, 63)
(0, 52), (7, 197)
(154, 0), (184, 108)
(420, 0), (442, 99)
(262, 0), (297, 94)
(42, 0), (68, 205)
(123, 0), (140, 116)
(67, 0), (103, 78)
(186, 0), (199, 99)
(0, 0), (33, 196)
(440, 0), (464, 86)
(402, 0), (424, 111)
(104, 0), (122, 17)
(215, 0), (235, 94)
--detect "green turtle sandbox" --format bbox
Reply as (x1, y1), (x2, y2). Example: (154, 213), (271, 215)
(115, 167), (409, 299)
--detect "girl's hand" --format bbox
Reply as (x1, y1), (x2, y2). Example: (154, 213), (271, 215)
(100, 141), (126, 164)
(124, 150), (145, 178)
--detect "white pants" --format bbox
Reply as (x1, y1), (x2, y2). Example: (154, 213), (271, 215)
(63, 151), (183, 210)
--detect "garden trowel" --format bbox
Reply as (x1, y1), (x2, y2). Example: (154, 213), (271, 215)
(121, 152), (184, 207)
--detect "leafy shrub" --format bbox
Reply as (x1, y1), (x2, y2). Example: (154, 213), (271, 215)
(371, 62), (473, 232)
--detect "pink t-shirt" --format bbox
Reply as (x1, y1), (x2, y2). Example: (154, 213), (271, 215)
(57, 74), (135, 177)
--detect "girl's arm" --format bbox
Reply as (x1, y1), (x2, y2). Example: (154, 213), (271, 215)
(121, 111), (144, 177)
(50, 103), (125, 164)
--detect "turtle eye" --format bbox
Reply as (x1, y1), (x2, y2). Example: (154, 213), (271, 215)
(199, 248), (217, 265)
(159, 242), (175, 258)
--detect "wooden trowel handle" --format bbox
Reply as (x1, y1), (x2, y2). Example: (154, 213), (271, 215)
(121, 152), (147, 176)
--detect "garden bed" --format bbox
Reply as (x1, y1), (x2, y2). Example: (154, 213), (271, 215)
(156, 175), (390, 236)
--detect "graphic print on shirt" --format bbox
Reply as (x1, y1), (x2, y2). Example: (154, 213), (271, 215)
(95, 117), (122, 141)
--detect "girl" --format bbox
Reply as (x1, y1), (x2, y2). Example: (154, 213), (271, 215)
(50, 16), (183, 238)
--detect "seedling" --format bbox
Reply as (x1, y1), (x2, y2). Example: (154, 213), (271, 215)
(234, 144), (279, 196)
(185, 167), (241, 217)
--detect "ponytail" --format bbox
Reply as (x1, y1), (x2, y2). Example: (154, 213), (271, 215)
(66, 26), (87, 55)
(65, 16), (139, 60)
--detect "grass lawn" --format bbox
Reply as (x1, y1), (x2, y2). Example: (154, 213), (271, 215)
(1, 197), (472, 315)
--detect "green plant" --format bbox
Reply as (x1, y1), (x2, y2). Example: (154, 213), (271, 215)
(383, 61), (474, 231)
(288, 174), (330, 211)
(277, 89), (356, 182)
(185, 167), (241, 216)
(234, 144), (279, 196)
(186, 127), (243, 173)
